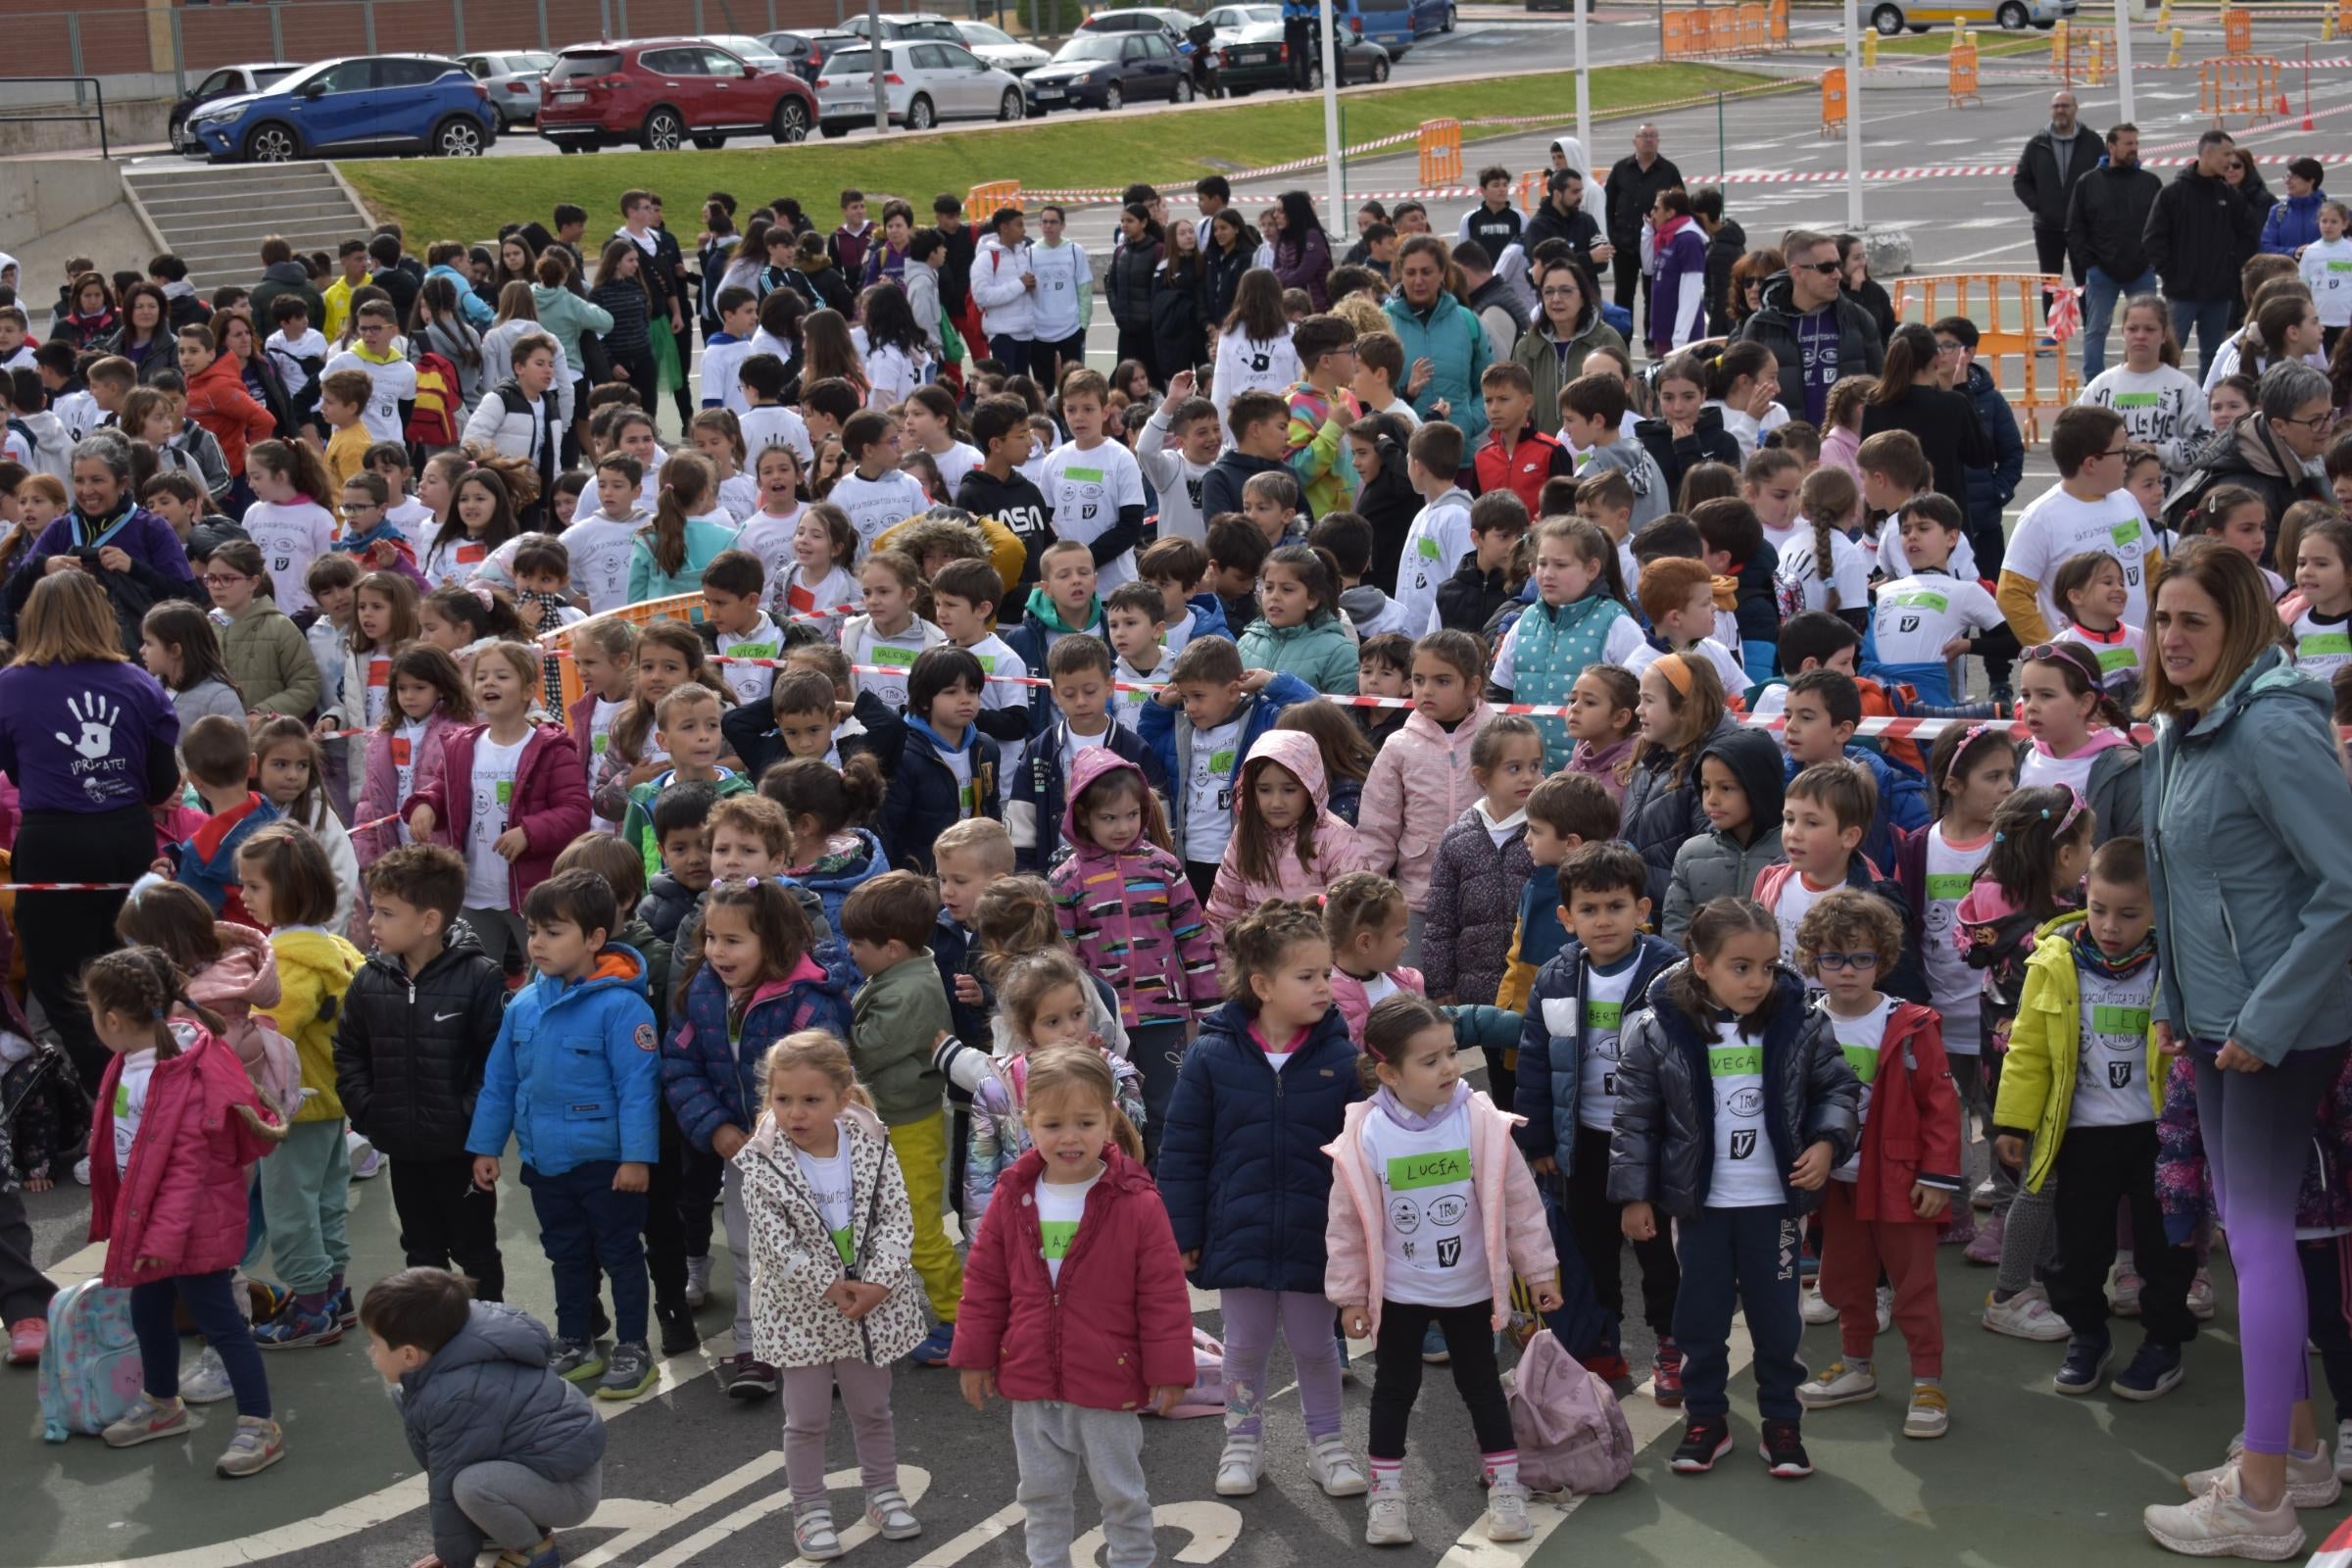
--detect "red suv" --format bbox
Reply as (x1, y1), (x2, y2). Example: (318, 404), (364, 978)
(539, 37), (815, 151)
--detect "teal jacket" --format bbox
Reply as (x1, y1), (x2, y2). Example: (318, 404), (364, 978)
(1383, 290), (1494, 443)
(2145, 646), (2352, 1063)
(1236, 612), (1359, 695)
(527, 283), (613, 368)
(628, 515), (738, 602)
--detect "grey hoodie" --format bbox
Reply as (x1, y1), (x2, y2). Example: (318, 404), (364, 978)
(1339, 581), (1411, 640)
(1581, 437), (1670, 530)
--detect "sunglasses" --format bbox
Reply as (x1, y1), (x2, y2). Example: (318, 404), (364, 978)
(1812, 952), (1881, 973)
(1801, 261), (1841, 275)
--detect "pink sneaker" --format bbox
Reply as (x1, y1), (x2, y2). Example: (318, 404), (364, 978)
(1940, 1216), (1977, 1249)
(1963, 1211), (2005, 1267)
(6, 1317), (43, 1365)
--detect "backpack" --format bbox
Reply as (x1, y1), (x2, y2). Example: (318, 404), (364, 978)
(37, 1279), (143, 1441)
(8, 416), (71, 482)
(404, 351), (463, 448)
(1504, 1329), (1635, 1495)
(1149, 1326), (1228, 1420)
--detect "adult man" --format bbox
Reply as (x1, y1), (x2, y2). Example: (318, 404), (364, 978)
(1691, 187), (1745, 339)
(1733, 229), (1885, 423)
(248, 236), (324, 336)
(2143, 129), (2267, 375)
(2065, 122), (2163, 381)
(2012, 91), (2098, 284)
(1282, 0), (1315, 90)
(1523, 168), (1614, 269)
(1454, 240), (1529, 363)
(1602, 124), (1682, 336)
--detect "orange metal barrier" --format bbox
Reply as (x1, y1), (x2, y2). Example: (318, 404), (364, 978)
(1770, 0), (1788, 43)
(2222, 5), (2251, 52)
(542, 593), (706, 725)
(1890, 272), (2076, 444)
(965, 179), (1020, 218)
(1949, 41), (1982, 106)
(1820, 66), (1847, 134)
(1662, 8), (1690, 54)
(1519, 169), (1546, 213)
(1661, 3), (1784, 57)
(1689, 7), (1716, 52)
(2199, 54), (2280, 120)
(1738, 2), (1766, 49)
(1418, 119), (1462, 186)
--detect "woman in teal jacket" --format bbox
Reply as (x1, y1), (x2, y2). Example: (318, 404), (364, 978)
(1383, 234), (1494, 445)
(2140, 541), (2352, 1553)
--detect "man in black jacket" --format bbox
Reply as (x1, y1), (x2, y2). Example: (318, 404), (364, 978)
(2011, 90), (2098, 286)
(1602, 125), (1681, 341)
(1733, 230), (1885, 423)
(1523, 169), (1614, 269)
(2064, 123), (2163, 381)
(1692, 187), (1745, 338)
(2143, 129), (2267, 376)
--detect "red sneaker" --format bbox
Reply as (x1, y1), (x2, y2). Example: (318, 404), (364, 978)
(6, 1316), (43, 1366)
(1584, 1350), (1631, 1382)
(1651, 1339), (1686, 1407)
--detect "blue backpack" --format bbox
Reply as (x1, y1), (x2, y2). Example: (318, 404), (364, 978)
(38, 1278), (142, 1441)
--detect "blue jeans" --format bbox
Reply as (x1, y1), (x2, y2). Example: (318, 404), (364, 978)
(131, 1269), (270, 1418)
(2170, 296), (2235, 381)
(523, 1159), (649, 1345)
(2081, 267), (2158, 382)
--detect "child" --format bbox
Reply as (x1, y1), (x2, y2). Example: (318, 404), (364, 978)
(241, 438), (338, 616)
(727, 441), (804, 591)
(1621, 652), (1735, 908)
(638, 783), (717, 948)
(629, 452), (737, 603)
(878, 648), (1000, 876)
(1563, 373), (1670, 531)
(1103, 581), (1176, 736)
(951, 1048), (1193, 1568)
(1562, 663), (1641, 807)
(424, 466), (526, 592)
(1612, 897), (1859, 1479)
(1869, 495), (2007, 706)
(368, 444), (432, 546)
(1327, 992), (1560, 1542)
(955, 396), (1052, 579)
(738, 352), (816, 469)
(173, 715), (281, 930)
(337, 845), (509, 1299)
(1152, 637), (1315, 900)
(1423, 714), (1544, 1023)
(250, 716), (361, 935)
(841, 549), (946, 713)
(1275, 700), (1375, 828)
(1755, 760), (1927, 1004)
(303, 552), (365, 762)
(1002, 541), (1106, 721)
(1394, 422), (1474, 635)
(1515, 842), (1684, 1386)
(2000, 404), (2160, 645)
(565, 455), (651, 614)
(322, 569), (417, 797)
(842, 870), (961, 1365)
(1495, 770), (1624, 1015)
(2016, 641), (2141, 843)
(324, 299), (417, 445)
(830, 411), (930, 559)
(318, 368), (376, 495)
(82, 948), (285, 1474)
(1792, 889), (1959, 1439)
(617, 684), (751, 888)
(2048, 550), (2147, 702)
(1990, 836), (2197, 1401)
(929, 817), (1013, 1050)
(928, 557), (1032, 756)
(405, 642), (593, 969)
(139, 601), (245, 732)
(689, 409), (759, 522)
(233, 825), (366, 1348)
(358, 644), (470, 865)
(1135, 385), (1222, 548)
(1776, 465), (1870, 632)
(2080, 294), (2211, 483)
(2182, 483), (2286, 598)
(1139, 535), (1229, 656)
(1161, 900), (1367, 1499)
(466, 869), (662, 1399)
(753, 762), (884, 958)
(1324, 871), (1423, 1049)
(1009, 636), (1168, 873)
(362, 1269), (606, 1568)
(1629, 556), (1747, 697)
(697, 549), (784, 712)
(1204, 515), (1270, 634)
(756, 497), (853, 646)
(205, 539), (321, 720)
(737, 1032), (928, 1557)
(1205, 729), (1373, 938)
(1780, 669), (1932, 871)
(590, 622), (710, 824)
(1666, 727), (1787, 945)
(1490, 516), (1642, 769)
(2290, 513), (2352, 682)
(1742, 446), (1804, 556)
(1236, 544), (1358, 693)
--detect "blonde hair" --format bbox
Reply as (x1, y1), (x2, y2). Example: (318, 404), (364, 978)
(1022, 1045), (1144, 1162)
(972, 874), (1062, 988)
(760, 1028), (875, 1112)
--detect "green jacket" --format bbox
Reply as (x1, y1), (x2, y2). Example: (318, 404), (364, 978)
(618, 766), (752, 885)
(220, 597), (320, 719)
(851, 953), (951, 1127)
(527, 283), (613, 368)
(1990, 911), (2164, 1194)
(1236, 612), (1358, 695)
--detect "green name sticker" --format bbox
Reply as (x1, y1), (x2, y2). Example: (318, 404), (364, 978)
(1039, 1220), (1079, 1260)
(592, 733), (610, 755)
(1839, 1043), (1881, 1084)
(832, 1226), (855, 1267)
(1585, 1000), (1624, 1032)
(1926, 872), (1973, 900)
(1063, 466), (1105, 484)
(1418, 536), (1442, 560)
(2330, 261), (2352, 273)
(1209, 748), (1236, 773)
(1709, 1044), (1762, 1077)
(1387, 1149), (1471, 1191)
(2303, 633), (2352, 658)
(730, 641), (779, 661)
(2110, 520), (2142, 550)
(495, 780), (514, 806)
(2097, 644), (2138, 672)
(2092, 1004), (2152, 1035)
(2110, 391), (2160, 410)
(871, 645), (918, 668)
(1887, 589), (1949, 612)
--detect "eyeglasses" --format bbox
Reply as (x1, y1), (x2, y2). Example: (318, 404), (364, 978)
(1540, 285), (1582, 300)
(200, 572), (247, 586)
(336, 502), (376, 514)
(2278, 409), (2340, 431)
(1812, 952), (1881, 973)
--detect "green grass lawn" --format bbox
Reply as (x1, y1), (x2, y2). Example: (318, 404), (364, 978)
(342, 61), (1774, 238)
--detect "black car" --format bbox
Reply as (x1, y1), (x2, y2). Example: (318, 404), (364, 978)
(168, 61), (299, 155)
(760, 27), (861, 83)
(1199, 3), (1392, 91)
(1022, 28), (1194, 112)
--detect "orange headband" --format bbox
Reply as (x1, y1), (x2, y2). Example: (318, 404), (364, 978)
(1653, 653), (1692, 697)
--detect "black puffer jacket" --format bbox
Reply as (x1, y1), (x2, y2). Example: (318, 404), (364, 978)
(2144, 166), (2265, 303)
(1619, 714), (1739, 908)
(1106, 235), (1163, 335)
(1606, 964), (1860, 1220)
(1732, 275), (1885, 420)
(1636, 406), (1742, 509)
(330, 922), (509, 1160)
(2065, 157), (2162, 283)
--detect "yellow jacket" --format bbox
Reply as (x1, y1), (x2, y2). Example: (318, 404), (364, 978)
(263, 926), (366, 1123)
(873, 513), (1027, 600)
(1990, 910), (2165, 1194)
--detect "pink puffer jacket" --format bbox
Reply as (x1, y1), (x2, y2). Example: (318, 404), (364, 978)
(1330, 965), (1425, 1050)
(1206, 730), (1375, 940)
(1356, 704), (1497, 910)
(186, 921), (297, 1117)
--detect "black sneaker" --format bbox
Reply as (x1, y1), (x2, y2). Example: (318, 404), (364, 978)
(657, 1302), (699, 1357)
(2110, 1340), (2184, 1401)
(1670, 1418), (1734, 1473)
(1759, 1419), (1813, 1479)
(2054, 1332), (2113, 1396)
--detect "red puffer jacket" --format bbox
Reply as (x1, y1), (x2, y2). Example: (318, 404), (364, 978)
(402, 721), (591, 912)
(949, 1143), (1196, 1412)
(1846, 999), (1964, 1225)
(87, 1023), (282, 1288)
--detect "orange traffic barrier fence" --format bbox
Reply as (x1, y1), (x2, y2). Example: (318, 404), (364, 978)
(1418, 119), (1462, 186)
(1662, 8), (1690, 54)
(965, 179), (1020, 217)
(1820, 66), (1847, 134)
(1769, 0), (1788, 44)
(1949, 41), (1982, 107)
(1890, 272), (2076, 444)
(1660, 4), (1787, 57)
(1688, 7), (1715, 52)
(1519, 169), (1546, 213)
(2199, 54), (2280, 120)
(2222, 5), (2251, 53)
(1738, 2), (1766, 50)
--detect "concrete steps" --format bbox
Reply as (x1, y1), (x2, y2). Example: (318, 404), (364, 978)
(120, 162), (372, 290)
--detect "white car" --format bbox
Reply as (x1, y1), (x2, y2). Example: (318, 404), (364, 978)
(814, 39), (1026, 134)
(954, 20), (1052, 74)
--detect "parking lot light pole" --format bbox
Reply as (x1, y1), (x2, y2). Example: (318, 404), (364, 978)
(1322, 0), (1344, 220)
(870, 0), (889, 132)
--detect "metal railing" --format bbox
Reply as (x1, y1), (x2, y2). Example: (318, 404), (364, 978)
(0, 76), (111, 156)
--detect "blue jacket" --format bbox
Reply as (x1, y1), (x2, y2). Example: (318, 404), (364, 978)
(466, 944), (661, 1177)
(1783, 743), (1929, 872)
(793, 826), (890, 949)
(877, 716), (1002, 876)
(1183, 593), (1231, 643)
(426, 264), (496, 327)
(662, 956), (855, 1151)
(1960, 361), (2025, 545)
(1007, 716), (1170, 874)
(2261, 189), (2328, 256)
(1156, 1000), (1363, 1293)
(1512, 934), (1683, 1170)
(929, 911), (986, 1047)
(2145, 646), (2352, 1063)
(1152, 670), (1316, 852)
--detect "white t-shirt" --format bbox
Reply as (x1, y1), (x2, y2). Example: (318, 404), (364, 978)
(733, 507), (804, 595)
(1923, 825), (1993, 1054)
(385, 496), (433, 549)
(938, 735), (979, 819)
(1873, 516), (1978, 584)
(359, 652), (394, 729)
(2303, 236), (2352, 328)
(322, 348), (417, 445)
(2293, 605), (2352, 684)
(1357, 971), (1401, 1016)
(2080, 364), (2210, 480)
(1361, 1095), (1491, 1308)
(1828, 996), (1892, 1183)
(1396, 494), (1473, 638)
(716, 612), (785, 710)
(780, 563), (861, 641)
(716, 470), (760, 524)
(1773, 523), (1871, 617)
(1870, 570), (2005, 665)
(829, 468), (931, 562)
(2069, 958), (2157, 1128)
(840, 612), (945, 710)
(1035, 1170), (1099, 1285)
(2018, 738), (2104, 796)
(1491, 605), (1643, 688)
(1042, 440), (1147, 590)
(2005, 485), (2158, 633)
(112, 1049), (157, 1176)
(1560, 955), (1641, 1132)
(740, 404), (815, 467)
(1183, 715), (1245, 862)
(795, 1140), (858, 1267)
(930, 441), (984, 497)
(563, 514), (643, 614)
(465, 732), (529, 908)
(1212, 329), (1302, 440)
(1114, 651), (1174, 734)
(2053, 618), (2148, 696)
(1770, 872), (1838, 990)
(1623, 636), (1746, 699)
(1704, 1017), (1783, 1207)
(391, 715), (429, 842)
(240, 500), (337, 613)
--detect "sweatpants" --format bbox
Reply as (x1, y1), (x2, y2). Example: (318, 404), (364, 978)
(1817, 1179), (1943, 1378)
(0, 1184), (54, 1326)
(1674, 1204), (1805, 1423)
(258, 1117), (352, 1296)
(465, 906), (527, 970)
(2048, 1120), (2195, 1347)
(1127, 1020), (1186, 1167)
(1009, 1399), (1153, 1568)
(891, 1109), (962, 1324)
(2302, 1234), (2352, 1426)
(1219, 1288), (1345, 1440)
(1562, 1131), (1678, 1352)
(1368, 1298), (1516, 1463)
(131, 1269), (270, 1419)
(388, 1152), (503, 1301)
(452, 1458), (604, 1552)
(781, 1360), (898, 1505)
(2195, 1042), (2349, 1453)
(719, 1161), (756, 1352)
(524, 1159), (649, 1345)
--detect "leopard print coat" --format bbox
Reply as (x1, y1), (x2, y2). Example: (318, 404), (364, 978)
(738, 1105), (928, 1370)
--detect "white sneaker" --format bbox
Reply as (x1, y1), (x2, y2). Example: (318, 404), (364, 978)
(684, 1254), (713, 1309)
(1365, 1493), (1411, 1546)
(1485, 1482), (1533, 1543)
(1982, 1284), (2071, 1343)
(1972, 1176), (1997, 1210)
(2144, 1476), (2306, 1560)
(345, 1130), (381, 1180)
(180, 1346), (235, 1405)
(1796, 1360), (1880, 1409)
(1876, 1285), (1894, 1335)
(2183, 1446), (2341, 1510)
(1800, 1283), (1838, 1325)
(1214, 1433), (1263, 1496)
(2187, 1269), (2217, 1321)
(73, 1155), (90, 1187)
(1308, 1434), (1367, 1497)
(794, 1505), (844, 1561)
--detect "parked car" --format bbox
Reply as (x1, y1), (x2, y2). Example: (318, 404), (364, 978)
(1077, 5), (1201, 53)
(844, 11), (970, 44)
(815, 40), (1027, 134)
(954, 20), (1052, 74)
(182, 54), (497, 163)
(538, 37), (817, 151)
(170, 62), (298, 156)
(1345, 0), (1453, 50)
(1863, 0), (2074, 29)
(701, 32), (797, 70)
(1200, 3), (1391, 90)
(1023, 29), (1194, 113)
(460, 50), (557, 124)
(760, 28), (860, 82)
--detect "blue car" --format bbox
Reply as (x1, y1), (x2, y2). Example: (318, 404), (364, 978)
(184, 53), (498, 164)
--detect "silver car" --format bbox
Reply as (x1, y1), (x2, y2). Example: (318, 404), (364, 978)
(953, 20), (1052, 74)
(460, 51), (556, 124)
(815, 40), (1026, 134)
(844, 11), (970, 44)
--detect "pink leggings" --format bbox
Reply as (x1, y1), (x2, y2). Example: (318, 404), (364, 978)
(1220, 1288), (1346, 1440)
(781, 1359), (898, 1504)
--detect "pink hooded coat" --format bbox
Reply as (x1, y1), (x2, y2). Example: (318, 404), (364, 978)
(1206, 729), (1375, 940)
(1330, 965), (1425, 1050)
(1356, 702), (1497, 910)
(355, 710), (463, 865)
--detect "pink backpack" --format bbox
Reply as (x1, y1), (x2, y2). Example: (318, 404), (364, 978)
(1148, 1326), (1228, 1420)
(1506, 1330), (1634, 1495)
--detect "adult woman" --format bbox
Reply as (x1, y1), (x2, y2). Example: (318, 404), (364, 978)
(590, 238), (658, 402)
(1272, 189), (1333, 312)
(1383, 235), (1494, 442)
(853, 282), (934, 411)
(2172, 362), (2334, 548)
(1838, 233), (1898, 347)
(2136, 540), (2352, 1557)
(1202, 209), (1258, 330)
(411, 274), (487, 412)
(1210, 269), (1299, 439)
(49, 273), (118, 351)
(800, 307), (869, 403)
(216, 309), (295, 441)
(1728, 248), (1783, 332)
(1152, 218), (1209, 383)
(0, 570), (179, 1089)
(0, 435), (197, 651)
(2260, 156), (2328, 256)
(1510, 255), (1627, 421)
(107, 283), (175, 385)
(1105, 203), (1165, 385)
(1859, 321), (1992, 510)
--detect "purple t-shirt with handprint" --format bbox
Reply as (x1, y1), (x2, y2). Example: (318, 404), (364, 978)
(0, 660), (179, 813)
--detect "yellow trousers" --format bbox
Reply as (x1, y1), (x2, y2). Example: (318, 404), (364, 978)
(892, 1108), (962, 1323)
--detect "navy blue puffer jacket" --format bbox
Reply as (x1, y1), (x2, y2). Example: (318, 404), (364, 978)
(1156, 1000), (1363, 1293)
